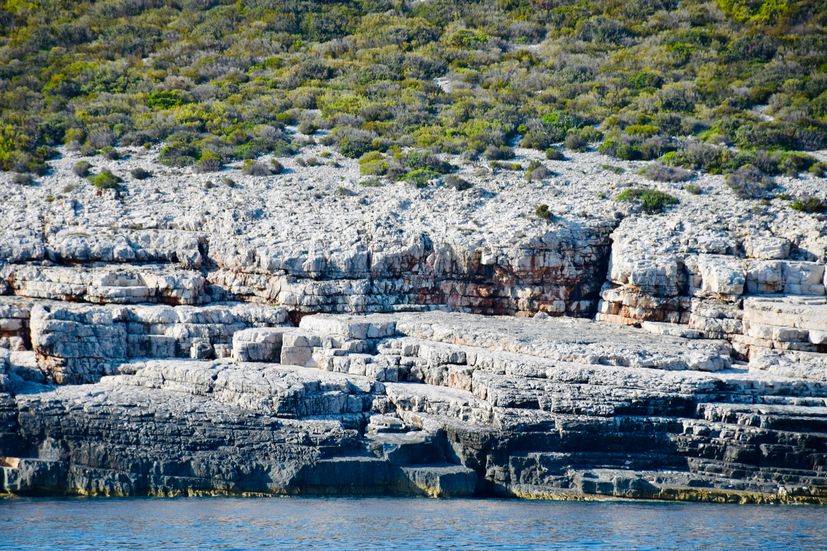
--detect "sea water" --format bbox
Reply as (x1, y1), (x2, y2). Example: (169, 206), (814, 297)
(0, 497), (824, 550)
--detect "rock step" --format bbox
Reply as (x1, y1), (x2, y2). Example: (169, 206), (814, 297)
(123, 360), (380, 418)
(1, 263), (209, 305)
(29, 301), (290, 383)
(399, 464), (477, 497)
(366, 430), (446, 466)
(697, 402), (827, 432)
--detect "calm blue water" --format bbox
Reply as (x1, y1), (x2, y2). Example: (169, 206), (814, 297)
(0, 497), (824, 550)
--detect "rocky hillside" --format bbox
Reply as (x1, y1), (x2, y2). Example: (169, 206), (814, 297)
(1, 144), (825, 501)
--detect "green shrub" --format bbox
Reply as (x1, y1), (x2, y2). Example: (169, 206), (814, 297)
(88, 169), (121, 190)
(661, 143), (731, 173)
(73, 160), (92, 177)
(399, 168), (439, 187)
(790, 197), (825, 213)
(778, 152), (816, 176)
(101, 146), (120, 160)
(160, 141), (200, 167)
(402, 149), (453, 174)
(564, 131), (588, 152)
(616, 188), (679, 213)
(809, 162), (827, 177)
(147, 90), (187, 110)
(535, 204), (552, 220)
(545, 148), (566, 161)
(331, 127), (375, 159)
(359, 151), (389, 175)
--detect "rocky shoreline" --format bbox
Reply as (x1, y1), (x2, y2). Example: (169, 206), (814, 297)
(1, 147), (826, 502)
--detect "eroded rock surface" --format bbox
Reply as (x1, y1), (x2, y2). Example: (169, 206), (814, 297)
(1, 311), (825, 502)
(1, 147), (826, 500)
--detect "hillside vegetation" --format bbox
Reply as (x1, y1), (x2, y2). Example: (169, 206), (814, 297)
(1, 0), (825, 179)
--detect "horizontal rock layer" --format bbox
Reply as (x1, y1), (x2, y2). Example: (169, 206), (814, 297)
(2, 310), (826, 502)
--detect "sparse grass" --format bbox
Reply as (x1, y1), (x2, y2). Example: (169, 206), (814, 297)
(359, 176), (383, 187)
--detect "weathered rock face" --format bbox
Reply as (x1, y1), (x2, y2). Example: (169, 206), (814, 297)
(27, 300), (289, 384)
(1, 146), (826, 500)
(2, 311), (826, 502)
(596, 212), (827, 358)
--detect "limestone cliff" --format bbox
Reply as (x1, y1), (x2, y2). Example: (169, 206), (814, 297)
(0, 146), (825, 501)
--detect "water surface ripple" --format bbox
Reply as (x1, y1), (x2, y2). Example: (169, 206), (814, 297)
(1, 497), (824, 550)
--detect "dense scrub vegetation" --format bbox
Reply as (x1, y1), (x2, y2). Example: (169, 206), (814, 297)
(1, 0), (826, 182)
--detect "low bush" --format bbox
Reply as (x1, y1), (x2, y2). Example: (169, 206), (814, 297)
(564, 131), (589, 152)
(443, 174), (472, 190)
(73, 161), (91, 177)
(600, 133), (676, 161)
(545, 148), (565, 161)
(194, 153), (223, 173)
(641, 163), (693, 182)
(88, 169), (121, 190)
(399, 168), (439, 187)
(725, 165), (776, 199)
(130, 167), (152, 180)
(359, 151), (389, 176)
(242, 160), (272, 176)
(778, 152), (817, 177)
(790, 196), (825, 213)
(535, 204), (552, 220)
(402, 149), (453, 174)
(616, 188), (679, 213)
(482, 145), (514, 161)
(525, 161), (552, 181)
(101, 147), (120, 160)
(12, 173), (33, 185)
(330, 127), (375, 159)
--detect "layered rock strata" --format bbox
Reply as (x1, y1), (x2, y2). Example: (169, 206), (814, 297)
(2, 309), (826, 502)
(1, 146), (826, 501)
